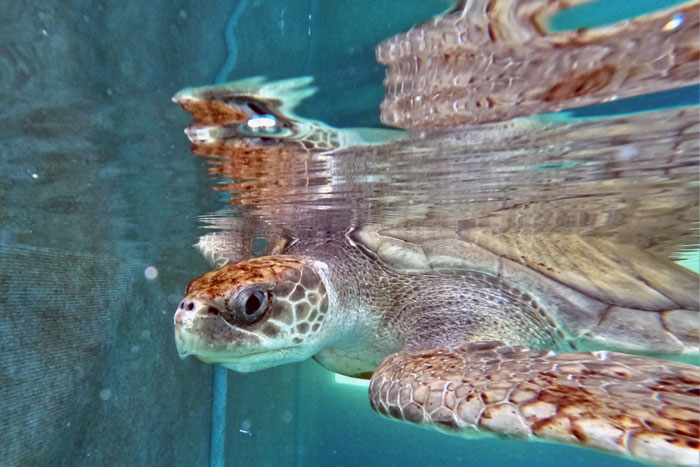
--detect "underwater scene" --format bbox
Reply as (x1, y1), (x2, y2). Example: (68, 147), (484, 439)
(1, 1), (698, 466)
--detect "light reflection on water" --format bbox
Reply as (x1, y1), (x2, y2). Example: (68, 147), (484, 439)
(175, 0), (699, 257)
(192, 105), (698, 264)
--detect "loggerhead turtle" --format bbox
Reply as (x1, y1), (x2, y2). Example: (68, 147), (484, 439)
(174, 0), (700, 465)
(175, 225), (699, 465)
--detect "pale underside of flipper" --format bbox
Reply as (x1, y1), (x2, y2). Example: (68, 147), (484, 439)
(369, 342), (700, 465)
(195, 229), (290, 268)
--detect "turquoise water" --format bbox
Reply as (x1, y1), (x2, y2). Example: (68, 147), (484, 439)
(549, 0), (690, 30)
(1, 1), (697, 467)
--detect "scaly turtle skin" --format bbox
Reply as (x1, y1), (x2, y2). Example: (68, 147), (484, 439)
(175, 229), (700, 466)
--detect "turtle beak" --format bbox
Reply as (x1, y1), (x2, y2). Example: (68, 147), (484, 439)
(173, 295), (267, 362)
(174, 297), (217, 359)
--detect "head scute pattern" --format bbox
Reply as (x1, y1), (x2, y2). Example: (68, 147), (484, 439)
(176, 255), (332, 371)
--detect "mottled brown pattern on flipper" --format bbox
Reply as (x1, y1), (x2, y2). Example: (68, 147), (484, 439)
(377, 0), (699, 128)
(370, 342), (700, 465)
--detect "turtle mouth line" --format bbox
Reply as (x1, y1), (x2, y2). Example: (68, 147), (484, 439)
(202, 346), (296, 361)
(188, 346), (303, 372)
(176, 331), (297, 363)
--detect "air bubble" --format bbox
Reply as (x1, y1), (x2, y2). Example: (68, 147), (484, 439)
(239, 419), (252, 435)
(144, 266), (158, 280)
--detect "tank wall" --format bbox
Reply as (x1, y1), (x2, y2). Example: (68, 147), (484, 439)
(0, 1), (230, 465)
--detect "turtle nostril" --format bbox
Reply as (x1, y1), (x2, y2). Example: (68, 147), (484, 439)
(185, 302), (194, 311)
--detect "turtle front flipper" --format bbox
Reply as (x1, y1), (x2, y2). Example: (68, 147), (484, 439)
(369, 341), (699, 465)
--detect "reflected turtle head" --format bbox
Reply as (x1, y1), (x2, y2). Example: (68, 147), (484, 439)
(174, 256), (331, 372)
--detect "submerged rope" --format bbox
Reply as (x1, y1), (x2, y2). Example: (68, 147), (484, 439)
(210, 3), (251, 465)
(209, 365), (227, 467)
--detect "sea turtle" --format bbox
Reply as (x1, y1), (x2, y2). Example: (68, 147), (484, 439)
(175, 225), (699, 465)
(173, 0), (700, 465)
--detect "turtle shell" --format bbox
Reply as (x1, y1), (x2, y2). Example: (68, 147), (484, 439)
(350, 224), (699, 355)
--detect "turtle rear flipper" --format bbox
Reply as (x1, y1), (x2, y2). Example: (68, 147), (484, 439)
(369, 342), (700, 465)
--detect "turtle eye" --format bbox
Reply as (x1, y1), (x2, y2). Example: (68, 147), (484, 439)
(231, 286), (269, 323)
(243, 290), (266, 315)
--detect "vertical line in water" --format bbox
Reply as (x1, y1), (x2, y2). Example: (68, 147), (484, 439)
(304, 0), (319, 73)
(294, 365), (301, 467)
(209, 1), (250, 464)
(215, 0), (251, 84)
(210, 365), (227, 467)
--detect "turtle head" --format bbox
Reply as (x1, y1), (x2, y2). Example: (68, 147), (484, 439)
(174, 256), (331, 372)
